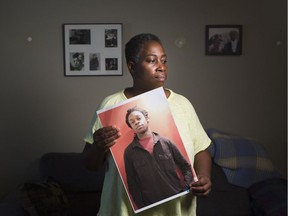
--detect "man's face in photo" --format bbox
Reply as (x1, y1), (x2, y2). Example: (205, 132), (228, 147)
(128, 111), (149, 135)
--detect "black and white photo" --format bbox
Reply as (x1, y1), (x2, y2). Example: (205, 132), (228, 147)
(63, 23), (122, 76)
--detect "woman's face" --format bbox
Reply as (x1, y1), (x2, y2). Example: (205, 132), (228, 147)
(131, 41), (168, 91)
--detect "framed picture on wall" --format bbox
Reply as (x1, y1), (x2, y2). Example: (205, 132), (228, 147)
(63, 23), (123, 76)
(205, 25), (242, 55)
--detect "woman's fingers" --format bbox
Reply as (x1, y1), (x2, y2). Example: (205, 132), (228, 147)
(93, 126), (121, 150)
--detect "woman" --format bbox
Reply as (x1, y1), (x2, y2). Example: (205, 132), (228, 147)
(83, 33), (212, 216)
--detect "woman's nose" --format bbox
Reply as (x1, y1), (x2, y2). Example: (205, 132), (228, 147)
(157, 61), (166, 71)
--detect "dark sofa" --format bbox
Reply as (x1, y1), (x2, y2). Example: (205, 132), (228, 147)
(197, 163), (252, 216)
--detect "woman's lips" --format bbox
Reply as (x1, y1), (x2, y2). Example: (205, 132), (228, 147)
(155, 74), (166, 81)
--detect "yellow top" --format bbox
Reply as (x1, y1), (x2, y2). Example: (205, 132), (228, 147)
(84, 89), (211, 216)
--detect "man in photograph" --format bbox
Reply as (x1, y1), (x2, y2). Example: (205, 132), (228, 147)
(70, 52), (84, 71)
(124, 107), (193, 209)
(90, 53), (100, 71)
(223, 30), (241, 54)
(105, 29), (118, 47)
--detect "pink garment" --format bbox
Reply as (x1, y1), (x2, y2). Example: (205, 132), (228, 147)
(139, 136), (154, 155)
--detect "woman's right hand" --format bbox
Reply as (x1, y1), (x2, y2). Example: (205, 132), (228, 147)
(83, 126), (121, 171)
(93, 125), (121, 152)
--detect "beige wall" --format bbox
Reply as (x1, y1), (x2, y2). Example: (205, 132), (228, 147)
(1, 0), (286, 199)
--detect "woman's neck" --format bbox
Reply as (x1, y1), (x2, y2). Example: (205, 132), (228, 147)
(124, 87), (170, 99)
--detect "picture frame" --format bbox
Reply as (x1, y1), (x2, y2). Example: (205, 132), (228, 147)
(63, 23), (123, 76)
(205, 25), (242, 55)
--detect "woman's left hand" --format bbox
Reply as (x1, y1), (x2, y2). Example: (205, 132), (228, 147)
(190, 175), (211, 197)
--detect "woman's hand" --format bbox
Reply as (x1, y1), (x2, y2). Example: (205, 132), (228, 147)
(93, 125), (121, 151)
(190, 175), (211, 197)
(83, 125), (121, 171)
(190, 149), (212, 197)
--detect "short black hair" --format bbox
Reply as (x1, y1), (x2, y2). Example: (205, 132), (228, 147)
(125, 107), (149, 128)
(125, 33), (162, 64)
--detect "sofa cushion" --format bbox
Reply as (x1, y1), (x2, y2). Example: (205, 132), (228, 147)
(197, 163), (252, 216)
(21, 178), (71, 216)
(40, 153), (105, 192)
(249, 178), (287, 216)
(206, 128), (281, 187)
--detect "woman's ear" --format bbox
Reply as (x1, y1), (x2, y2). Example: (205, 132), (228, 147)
(127, 61), (135, 76)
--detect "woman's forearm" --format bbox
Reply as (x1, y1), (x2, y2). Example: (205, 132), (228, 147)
(83, 143), (107, 171)
(194, 148), (212, 179)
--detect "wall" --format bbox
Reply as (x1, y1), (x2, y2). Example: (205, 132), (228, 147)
(0, 0), (286, 199)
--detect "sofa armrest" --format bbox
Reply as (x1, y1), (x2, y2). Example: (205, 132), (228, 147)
(40, 153), (105, 193)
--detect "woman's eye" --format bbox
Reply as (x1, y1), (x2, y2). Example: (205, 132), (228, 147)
(146, 57), (167, 64)
(161, 58), (167, 64)
(147, 59), (156, 63)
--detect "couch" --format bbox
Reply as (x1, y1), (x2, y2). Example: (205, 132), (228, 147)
(0, 129), (286, 216)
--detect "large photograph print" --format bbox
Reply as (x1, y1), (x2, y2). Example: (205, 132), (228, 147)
(97, 88), (197, 213)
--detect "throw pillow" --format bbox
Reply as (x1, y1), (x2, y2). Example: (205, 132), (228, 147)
(21, 178), (71, 216)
